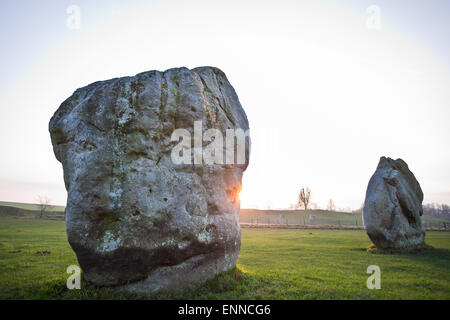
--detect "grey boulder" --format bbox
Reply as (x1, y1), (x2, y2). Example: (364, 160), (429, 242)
(49, 66), (250, 293)
(363, 157), (425, 249)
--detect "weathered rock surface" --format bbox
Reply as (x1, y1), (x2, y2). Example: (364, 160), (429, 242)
(49, 66), (250, 293)
(363, 157), (425, 249)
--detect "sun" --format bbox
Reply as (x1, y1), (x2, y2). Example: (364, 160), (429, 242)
(228, 186), (242, 204)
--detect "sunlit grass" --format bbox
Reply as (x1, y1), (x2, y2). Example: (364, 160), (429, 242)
(0, 218), (449, 299)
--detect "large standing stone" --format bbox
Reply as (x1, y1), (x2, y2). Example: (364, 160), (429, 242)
(363, 157), (425, 249)
(49, 67), (250, 293)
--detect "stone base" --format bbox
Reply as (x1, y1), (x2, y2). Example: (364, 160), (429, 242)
(365, 227), (425, 250)
(116, 248), (240, 295)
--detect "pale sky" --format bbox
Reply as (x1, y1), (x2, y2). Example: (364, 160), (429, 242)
(0, 0), (449, 210)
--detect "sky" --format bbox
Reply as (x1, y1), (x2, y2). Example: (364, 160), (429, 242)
(0, 0), (449, 210)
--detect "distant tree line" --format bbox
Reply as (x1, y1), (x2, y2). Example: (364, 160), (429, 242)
(423, 203), (450, 219)
(290, 192), (450, 218)
(350, 202), (450, 219)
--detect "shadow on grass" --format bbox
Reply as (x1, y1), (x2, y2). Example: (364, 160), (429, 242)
(18, 267), (261, 300)
(398, 247), (450, 270)
(145, 267), (260, 300)
(4, 280), (70, 300)
(352, 243), (450, 271)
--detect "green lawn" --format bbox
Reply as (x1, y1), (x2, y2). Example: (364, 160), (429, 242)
(0, 201), (65, 212)
(0, 217), (449, 299)
(239, 208), (449, 228)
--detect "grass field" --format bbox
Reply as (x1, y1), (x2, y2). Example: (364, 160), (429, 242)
(0, 201), (65, 220)
(0, 201), (65, 212)
(0, 217), (449, 299)
(239, 208), (449, 228)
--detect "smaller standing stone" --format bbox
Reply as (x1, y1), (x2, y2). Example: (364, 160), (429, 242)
(363, 157), (425, 249)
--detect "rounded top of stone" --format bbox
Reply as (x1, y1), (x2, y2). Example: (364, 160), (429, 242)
(378, 156), (409, 172)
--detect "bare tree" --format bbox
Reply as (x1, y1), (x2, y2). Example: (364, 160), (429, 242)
(298, 187), (311, 210)
(37, 195), (52, 219)
(327, 199), (336, 212)
(442, 204), (450, 216)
